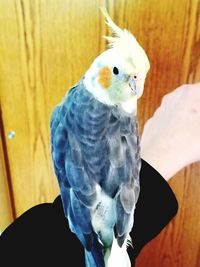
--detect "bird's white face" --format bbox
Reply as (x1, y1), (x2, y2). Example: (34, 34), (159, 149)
(84, 48), (150, 114)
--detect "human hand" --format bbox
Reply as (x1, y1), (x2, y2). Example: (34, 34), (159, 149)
(140, 83), (200, 181)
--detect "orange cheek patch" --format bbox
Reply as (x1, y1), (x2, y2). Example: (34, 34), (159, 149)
(98, 66), (112, 89)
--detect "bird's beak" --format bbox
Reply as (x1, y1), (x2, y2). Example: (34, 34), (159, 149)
(129, 75), (145, 99)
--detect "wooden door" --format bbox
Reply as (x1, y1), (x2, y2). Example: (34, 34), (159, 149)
(0, 0), (199, 266)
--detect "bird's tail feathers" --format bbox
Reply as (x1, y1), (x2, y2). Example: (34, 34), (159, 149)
(84, 235), (132, 267)
(85, 239), (105, 267)
(106, 237), (131, 267)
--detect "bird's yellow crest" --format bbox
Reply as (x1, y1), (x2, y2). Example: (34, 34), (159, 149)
(100, 7), (150, 72)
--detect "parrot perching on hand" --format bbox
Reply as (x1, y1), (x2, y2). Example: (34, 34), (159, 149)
(50, 9), (150, 267)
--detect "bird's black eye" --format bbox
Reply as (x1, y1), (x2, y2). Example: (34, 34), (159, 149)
(113, 67), (119, 75)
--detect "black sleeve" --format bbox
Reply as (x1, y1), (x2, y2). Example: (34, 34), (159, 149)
(127, 159), (178, 261)
(0, 201), (85, 266)
(0, 159), (178, 266)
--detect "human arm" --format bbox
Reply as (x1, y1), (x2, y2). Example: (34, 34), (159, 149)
(0, 160), (178, 266)
(140, 83), (200, 181)
(128, 160), (178, 263)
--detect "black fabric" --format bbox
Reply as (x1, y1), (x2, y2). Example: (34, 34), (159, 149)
(127, 160), (178, 262)
(0, 160), (178, 266)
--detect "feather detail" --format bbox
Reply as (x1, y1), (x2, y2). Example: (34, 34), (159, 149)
(106, 237), (131, 267)
(100, 7), (150, 72)
(100, 7), (138, 49)
(100, 7), (123, 38)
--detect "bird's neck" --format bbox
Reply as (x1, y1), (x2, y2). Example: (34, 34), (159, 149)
(83, 75), (137, 116)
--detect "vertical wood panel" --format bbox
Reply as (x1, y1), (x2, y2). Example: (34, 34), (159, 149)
(0, 118), (13, 231)
(0, 0), (199, 266)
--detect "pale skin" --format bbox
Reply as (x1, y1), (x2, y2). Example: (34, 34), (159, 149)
(140, 83), (200, 181)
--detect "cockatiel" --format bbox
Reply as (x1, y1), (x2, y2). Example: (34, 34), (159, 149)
(50, 9), (150, 267)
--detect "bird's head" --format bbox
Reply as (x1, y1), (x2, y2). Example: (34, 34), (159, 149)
(84, 9), (150, 114)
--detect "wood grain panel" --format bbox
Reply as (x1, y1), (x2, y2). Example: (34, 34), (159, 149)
(0, 0), (199, 266)
(0, 115), (13, 231)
